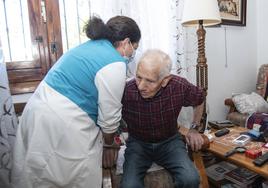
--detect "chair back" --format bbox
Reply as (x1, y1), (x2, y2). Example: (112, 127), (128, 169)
(256, 64), (268, 100)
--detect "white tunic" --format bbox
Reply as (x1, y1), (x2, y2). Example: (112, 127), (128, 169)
(12, 81), (103, 188)
(11, 39), (126, 188)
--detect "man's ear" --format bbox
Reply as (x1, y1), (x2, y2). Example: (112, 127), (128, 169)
(161, 75), (172, 87)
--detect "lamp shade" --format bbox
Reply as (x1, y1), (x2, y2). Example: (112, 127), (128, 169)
(181, 0), (221, 27)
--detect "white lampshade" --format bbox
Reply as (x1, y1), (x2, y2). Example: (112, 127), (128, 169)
(181, 0), (221, 27)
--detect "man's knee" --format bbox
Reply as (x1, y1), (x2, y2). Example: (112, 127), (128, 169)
(120, 177), (143, 188)
(173, 170), (200, 188)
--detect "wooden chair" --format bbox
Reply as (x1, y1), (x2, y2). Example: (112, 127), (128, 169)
(102, 127), (210, 188)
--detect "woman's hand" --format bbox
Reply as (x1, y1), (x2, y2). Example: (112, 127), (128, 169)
(102, 144), (120, 168)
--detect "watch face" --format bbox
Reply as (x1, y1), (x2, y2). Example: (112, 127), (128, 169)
(191, 123), (198, 130)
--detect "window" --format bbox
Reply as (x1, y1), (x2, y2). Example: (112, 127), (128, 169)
(0, 0), (90, 95)
(0, 0), (62, 95)
(59, 0), (90, 52)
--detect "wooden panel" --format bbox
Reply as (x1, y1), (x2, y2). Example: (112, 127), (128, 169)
(10, 81), (41, 95)
(6, 60), (41, 70)
(7, 69), (44, 83)
(45, 0), (63, 66)
(27, 0), (50, 74)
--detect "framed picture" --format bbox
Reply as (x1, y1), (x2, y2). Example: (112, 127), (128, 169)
(218, 0), (247, 26)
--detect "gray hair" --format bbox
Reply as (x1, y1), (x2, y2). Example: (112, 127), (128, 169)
(138, 49), (172, 80)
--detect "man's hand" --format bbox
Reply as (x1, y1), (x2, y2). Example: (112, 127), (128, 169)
(102, 146), (119, 168)
(185, 129), (204, 152)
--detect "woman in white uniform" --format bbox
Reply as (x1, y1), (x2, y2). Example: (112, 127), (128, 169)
(11, 16), (141, 188)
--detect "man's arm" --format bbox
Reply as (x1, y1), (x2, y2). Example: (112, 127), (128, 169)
(186, 102), (205, 152)
(192, 102), (204, 127)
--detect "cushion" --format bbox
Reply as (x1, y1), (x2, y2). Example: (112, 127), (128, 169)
(232, 92), (268, 114)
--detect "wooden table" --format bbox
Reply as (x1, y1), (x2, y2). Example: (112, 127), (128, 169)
(206, 126), (268, 179)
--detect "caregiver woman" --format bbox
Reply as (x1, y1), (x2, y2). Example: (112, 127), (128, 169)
(12, 15), (141, 188)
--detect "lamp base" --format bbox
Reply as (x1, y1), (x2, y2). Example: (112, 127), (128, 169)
(196, 22), (208, 133)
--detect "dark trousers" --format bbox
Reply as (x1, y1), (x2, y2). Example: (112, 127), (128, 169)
(120, 134), (200, 188)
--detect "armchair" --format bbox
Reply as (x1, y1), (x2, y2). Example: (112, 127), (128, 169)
(225, 64), (268, 127)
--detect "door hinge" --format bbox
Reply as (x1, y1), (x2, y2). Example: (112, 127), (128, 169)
(35, 36), (43, 42)
(50, 42), (58, 54)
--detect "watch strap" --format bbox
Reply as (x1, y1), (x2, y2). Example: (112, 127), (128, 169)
(190, 123), (199, 130)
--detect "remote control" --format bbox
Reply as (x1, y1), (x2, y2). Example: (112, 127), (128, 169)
(253, 152), (268, 166)
(215, 128), (230, 137)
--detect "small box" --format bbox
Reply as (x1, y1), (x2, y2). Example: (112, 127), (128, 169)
(245, 149), (262, 159)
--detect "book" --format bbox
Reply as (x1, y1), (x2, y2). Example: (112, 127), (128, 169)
(209, 121), (235, 129)
(224, 167), (259, 187)
(206, 161), (237, 182)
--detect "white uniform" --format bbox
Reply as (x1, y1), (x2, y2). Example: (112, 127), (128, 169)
(11, 40), (126, 188)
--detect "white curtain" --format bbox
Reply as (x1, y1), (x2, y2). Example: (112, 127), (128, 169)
(90, 0), (185, 77)
(89, 0), (197, 127)
(0, 39), (18, 187)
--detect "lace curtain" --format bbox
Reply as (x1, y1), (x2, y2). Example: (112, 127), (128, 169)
(90, 0), (187, 77)
(0, 39), (18, 187)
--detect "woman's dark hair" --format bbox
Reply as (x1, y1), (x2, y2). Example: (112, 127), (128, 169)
(84, 15), (141, 47)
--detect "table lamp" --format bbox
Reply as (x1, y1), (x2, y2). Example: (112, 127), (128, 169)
(181, 0), (221, 132)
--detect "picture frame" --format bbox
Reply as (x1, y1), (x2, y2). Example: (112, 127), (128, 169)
(218, 0), (247, 26)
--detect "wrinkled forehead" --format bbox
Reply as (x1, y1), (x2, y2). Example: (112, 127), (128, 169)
(136, 61), (161, 81)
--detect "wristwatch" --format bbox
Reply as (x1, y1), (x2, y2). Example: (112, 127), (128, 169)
(190, 123), (199, 130)
(103, 136), (121, 149)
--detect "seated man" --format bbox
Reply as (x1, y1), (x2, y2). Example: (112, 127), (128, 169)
(120, 49), (205, 188)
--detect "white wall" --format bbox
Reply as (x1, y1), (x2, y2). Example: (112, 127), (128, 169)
(205, 0), (258, 121)
(257, 0), (268, 68)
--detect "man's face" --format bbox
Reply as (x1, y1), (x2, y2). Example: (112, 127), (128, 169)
(135, 62), (164, 98)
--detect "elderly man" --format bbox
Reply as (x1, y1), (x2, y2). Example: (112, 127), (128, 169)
(120, 49), (205, 188)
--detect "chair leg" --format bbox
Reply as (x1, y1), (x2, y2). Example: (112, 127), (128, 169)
(192, 152), (209, 188)
(102, 168), (113, 188)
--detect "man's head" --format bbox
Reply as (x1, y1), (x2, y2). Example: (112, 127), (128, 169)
(135, 49), (172, 98)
